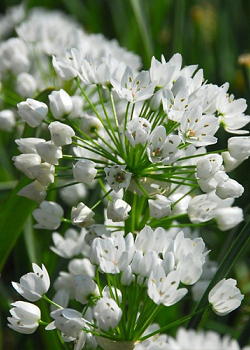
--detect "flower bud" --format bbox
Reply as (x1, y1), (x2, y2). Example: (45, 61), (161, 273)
(71, 202), (95, 227)
(16, 72), (37, 98)
(33, 201), (63, 230)
(0, 109), (15, 132)
(107, 199), (131, 222)
(35, 141), (62, 165)
(73, 159), (97, 185)
(17, 98), (48, 127)
(48, 121), (75, 146)
(49, 89), (73, 119)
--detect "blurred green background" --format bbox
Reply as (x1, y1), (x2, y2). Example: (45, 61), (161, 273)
(0, 0), (250, 349)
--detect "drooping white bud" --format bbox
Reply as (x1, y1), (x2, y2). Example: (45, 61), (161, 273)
(16, 72), (37, 98)
(107, 199), (131, 222)
(148, 195), (172, 218)
(0, 109), (15, 132)
(73, 159), (97, 185)
(33, 201), (63, 230)
(48, 121), (75, 146)
(35, 141), (62, 165)
(71, 202), (95, 227)
(48, 89), (73, 119)
(17, 98), (48, 127)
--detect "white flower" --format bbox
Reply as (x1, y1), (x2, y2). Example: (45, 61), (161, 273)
(228, 136), (250, 160)
(32, 201), (64, 230)
(111, 66), (155, 103)
(12, 263), (50, 302)
(149, 55), (176, 88)
(188, 193), (217, 223)
(81, 114), (103, 137)
(35, 141), (62, 165)
(12, 153), (41, 178)
(214, 207), (243, 231)
(215, 178), (244, 199)
(125, 117), (151, 147)
(93, 296), (122, 331)
(179, 105), (219, 147)
(49, 308), (86, 343)
(196, 154), (223, 180)
(17, 180), (47, 203)
(8, 301), (41, 334)
(147, 266), (187, 306)
(90, 233), (135, 273)
(163, 231), (207, 285)
(50, 229), (86, 259)
(16, 72), (37, 98)
(52, 48), (82, 80)
(148, 195), (172, 218)
(107, 199), (131, 222)
(105, 165), (132, 192)
(71, 202), (95, 227)
(28, 163), (55, 187)
(222, 151), (243, 172)
(68, 258), (95, 278)
(17, 98), (48, 127)
(164, 327), (247, 350)
(75, 275), (100, 304)
(15, 137), (45, 154)
(0, 109), (15, 132)
(147, 126), (181, 164)
(48, 121), (75, 146)
(49, 89), (73, 119)
(73, 159), (97, 185)
(208, 278), (244, 316)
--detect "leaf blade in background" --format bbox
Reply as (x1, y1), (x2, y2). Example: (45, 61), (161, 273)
(0, 177), (37, 272)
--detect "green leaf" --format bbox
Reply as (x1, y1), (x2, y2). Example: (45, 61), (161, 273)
(0, 177), (37, 272)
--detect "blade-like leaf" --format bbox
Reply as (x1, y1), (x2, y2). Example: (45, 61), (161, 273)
(0, 177), (37, 272)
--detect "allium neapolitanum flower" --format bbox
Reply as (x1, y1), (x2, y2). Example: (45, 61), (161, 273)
(8, 301), (41, 334)
(13, 44), (249, 233)
(3, 5), (249, 349)
(12, 263), (50, 301)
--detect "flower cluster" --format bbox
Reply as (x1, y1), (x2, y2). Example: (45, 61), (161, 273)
(2, 4), (249, 350)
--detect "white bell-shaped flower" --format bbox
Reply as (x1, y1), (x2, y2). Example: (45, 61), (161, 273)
(12, 153), (41, 178)
(93, 296), (122, 331)
(12, 263), (50, 302)
(228, 136), (250, 160)
(208, 278), (244, 316)
(0, 109), (15, 132)
(17, 180), (47, 203)
(8, 301), (41, 334)
(48, 121), (75, 146)
(32, 201), (63, 230)
(148, 195), (172, 218)
(49, 89), (73, 119)
(16, 72), (37, 98)
(214, 207), (243, 231)
(35, 141), (62, 165)
(17, 98), (48, 127)
(15, 137), (45, 154)
(28, 163), (55, 187)
(107, 199), (131, 222)
(216, 178), (244, 199)
(73, 159), (97, 185)
(71, 202), (95, 227)
(75, 275), (100, 304)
